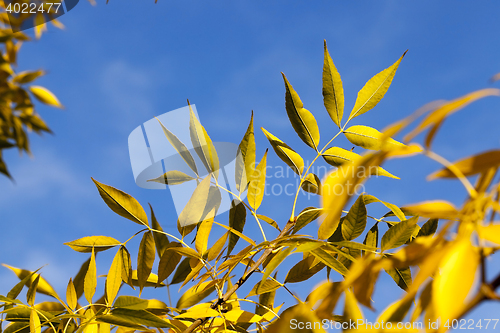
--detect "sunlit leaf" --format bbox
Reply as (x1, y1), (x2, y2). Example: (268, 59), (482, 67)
(224, 309), (263, 323)
(84, 248), (97, 304)
(29, 309), (41, 333)
(147, 170), (195, 185)
(363, 194), (406, 221)
(477, 224), (500, 246)
(207, 232), (228, 261)
(402, 200), (458, 219)
(301, 173), (321, 195)
(344, 125), (405, 151)
(404, 88), (500, 147)
(195, 218), (213, 254)
(189, 103), (219, 178)
(157, 243), (182, 285)
(105, 308), (175, 329)
(381, 216), (418, 252)
(3, 264), (57, 298)
(92, 178), (149, 227)
(29, 85), (63, 108)
(13, 70), (44, 84)
(311, 246), (348, 276)
(130, 271), (165, 288)
(261, 246), (293, 285)
(262, 128), (304, 175)
(149, 204), (169, 257)
(247, 151), (267, 210)
(113, 296), (149, 310)
(228, 199), (247, 255)
(256, 214), (280, 230)
(282, 73), (320, 150)
(363, 224), (379, 249)
(343, 289), (364, 322)
(433, 238), (479, 323)
(137, 231), (155, 294)
(236, 112), (255, 193)
(64, 236), (121, 253)
(417, 219), (438, 237)
(66, 278), (77, 311)
(342, 195), (367, 241)
(156, 118), (198, 175)
(106, 250), (123, 305)
(176, 281), (216, 309)
(285, 256), (325, 283)
(348, 51), (406, 121)
(177, 175), (212, 227)
(26, 275), (39, 306)
(247, 279), (281, 297)
(323, 40), (344, 129)
(429, 150), (500, 179)
(293, 207), (324, 234)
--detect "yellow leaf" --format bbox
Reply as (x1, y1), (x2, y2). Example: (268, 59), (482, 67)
(106, 250), (123, 305)
(343, 125), (405, 151)
(92, 178), (149, 227)
(433, 238), (479, 324)
(385, 143), (423, 159)
(64, 236), (121, 253)
(66, 278), (77, 311)
(282, 73), (320, 150)
(343, 289), (363, 322)
(177, 175), (212, 227)
(247, 150), (268, 210)
(477, 224), (500, 246)
(323, 40), (344, 129)
(84, 248), (97, 304)
(404, 88), (500, 146)
(236, 112), (255, 193)
(29, 86), (63, 108)
(429, 150), (500, 179)
(348, 51), (407, 122)
(189, 103), (219, 178)
(195, 219), (213, 254)
(224, 309), (263, 323)
(174, 303), (219, 319)
(30, 309), (41, 333)
(402, 200), (458, 219)
(262, 128), (304, 175)
(2, 264), (57, 297)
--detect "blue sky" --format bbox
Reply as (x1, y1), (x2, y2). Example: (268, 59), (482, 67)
(2, 0), (500, 330)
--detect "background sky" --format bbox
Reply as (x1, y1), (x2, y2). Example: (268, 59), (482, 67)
(2, 0), (500, 331)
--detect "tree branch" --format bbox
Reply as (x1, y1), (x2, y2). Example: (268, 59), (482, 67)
(182, 219), (296, 333)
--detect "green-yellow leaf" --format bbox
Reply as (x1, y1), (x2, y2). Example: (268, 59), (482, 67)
(147, 170), (195, 185)
(256, 214), (280, 230)
(84, 248), (97, 304)
(247, 151), (267, 210)
(189, 103), (219, 178)
(385, 266), (412, 291)
(285, 256), (325, 283)
(348, 51), (406, 121)
(344, 125), (405, 151)
(236, 112), (256, 193)
(342, 195), (367, 241)
(137, 232), (156, 294)
(107, 308), (175, 328)
(13, 70), (45, 84)
(363, 194), (406, 221)
(106, 250), (123, 305)
(113, 296), (149, 310)
(176, 281), (216, 309)
(64, 236), (121, 253)
(301, 173), (321, 195)
(261, 246), (293, 285)
(477, 224), (500, 246)
(227, 199), (247, 256)
(66, 278), (77, 311)
(323, 40), (344, 129)
(170, 258), (191, 285)
(247, 279), (281, 297)
(26, 275), (39, 306)
(156, 118), (198, 175)
(30, 309), (41, 333)
(29, 85), (63, 108)
(282, 73), (320, 150)
(92, 178), (148, 227)
(429, 150), (500, 179)
(149, 204), (169, 257)
(381, 216), (418, 252)
(119, 247), (133, 288)
(130, 271), (165, 288)
(207, 232), (228, 262)
(157, 243), (182, 285)
(310, 247), (348, 276)
(177, 175), (212, 227)
(293, 207), (324, 234)
(262, 128), (304, 175)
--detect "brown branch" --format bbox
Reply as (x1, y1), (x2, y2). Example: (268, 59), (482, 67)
(182, 219), (296, 333)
